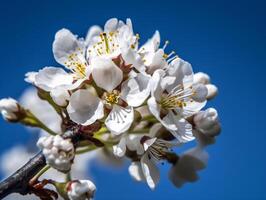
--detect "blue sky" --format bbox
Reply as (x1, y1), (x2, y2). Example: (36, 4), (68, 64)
(0, 0), (265, 199)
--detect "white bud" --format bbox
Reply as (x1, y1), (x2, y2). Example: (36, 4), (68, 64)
(194, 108), (221, 137)
(50, 87), (70, 107)
(192, 84), (208, 102)
(0, 98), (19, 121)
(206, 84), (218, 100)
(67, 180), (96, 200)
(193, 72), (210, 85)
(37, 135), (75, 172)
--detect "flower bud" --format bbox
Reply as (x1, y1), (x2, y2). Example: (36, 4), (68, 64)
(0, 98), (20, 121)
(50, 87), (70, 107)
(206, 84), (218, 100)
(193, 72), (210, 85)
(37, 135), (75, 172)
(192, 84), (208, 102)
(193, 108), (221, 137)
(67, 180), (96, 200)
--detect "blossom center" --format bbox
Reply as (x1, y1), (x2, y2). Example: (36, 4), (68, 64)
(88, 32), (120, 57)
(160, 84), (194, 110)
(141, 137), (171, 161)
(104, 90), (120, 105)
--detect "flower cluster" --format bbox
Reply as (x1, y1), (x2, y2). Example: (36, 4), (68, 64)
(0, 18), (220, 199)
(37, 135), (75, 172)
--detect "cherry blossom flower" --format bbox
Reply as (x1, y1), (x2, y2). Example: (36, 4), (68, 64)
(147, 59), (208, 143)
(168, 146), (208, 188)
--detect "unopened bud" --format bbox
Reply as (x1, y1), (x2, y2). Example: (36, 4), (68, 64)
(37, 135), (75, 172)
(206, 84), (218, 100)
(193, 108), (221, 137)
(0, 98), (21, 121)
(67, 180), (96, 200)
(193, 72), (210, 85)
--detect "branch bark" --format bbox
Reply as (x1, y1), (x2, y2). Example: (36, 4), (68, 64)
(0, 151), (46, 199)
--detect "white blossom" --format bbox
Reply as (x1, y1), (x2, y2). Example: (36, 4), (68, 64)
(67, 180), (96, 200)
(138, 31), (167, 74)
(128, 137), (174, 190)
(67, 89), (104, 126)
(194, 108), (221, 137)
(37, 135), (75, 172)
(147, 59), (208, 143)
(168, 147), (208, 188)
(0, 98), (19, 121)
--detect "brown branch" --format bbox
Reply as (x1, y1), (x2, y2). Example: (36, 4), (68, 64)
(0, 126), (104, 199)
(0, 151), (46, 199)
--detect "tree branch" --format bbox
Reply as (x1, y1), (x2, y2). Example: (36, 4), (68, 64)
(0, 151), (46, 199)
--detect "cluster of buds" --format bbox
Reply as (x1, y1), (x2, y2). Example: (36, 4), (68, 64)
(37, 135), (75, 172)
(0, 18), (221, 199)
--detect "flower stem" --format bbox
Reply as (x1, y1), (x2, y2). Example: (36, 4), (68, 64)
(24, 111), (58, 135)
(29, 165), (50, 185)
(142, 115), (157, 123)
(76, 145), (97, 154)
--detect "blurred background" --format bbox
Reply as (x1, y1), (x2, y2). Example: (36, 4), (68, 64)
(0, 0), (265, 199)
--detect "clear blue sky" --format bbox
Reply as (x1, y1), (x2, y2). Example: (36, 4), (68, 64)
(0, 0), (265, 199)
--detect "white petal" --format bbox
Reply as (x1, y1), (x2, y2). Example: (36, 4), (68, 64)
(128, 161), (145, 182)
(166, 114), (194, 143)
(104, 18), (120, 32)
(126, 135), (144, 155)
(50, 87), (70, 107)
(140, 31), (160, 53)
(147, 97), (178, 131)
(149, 69), (165, 100)
(34, 67), (73, 91)
(91, 57), (123, 92)
(121, 73), (151, 107)
(25, 72), (37, 84)
(168, 146), (208, 188)
(85, 25), (102, 46)
(167, 58), (193, 90)
(67, 89), (104, 125)
(53, 29), (84, 66)
(141, 153), (160, 190)
(183, 100), (207, 117)
(143, 138), (157, 151)
(147, 97), (162, 122)
(113, 137), (127, 157)
(145, 49), (167, 73)
(105, 105), (134, 135)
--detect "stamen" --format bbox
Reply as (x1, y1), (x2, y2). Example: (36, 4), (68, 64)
(102, 33), (110, 54)
(167, 55), (179, 63)
(160, 84), (194, 110)
(65, 50), (87, 78)
(162, 40), (169, 50)
(105, 90), (120, 105)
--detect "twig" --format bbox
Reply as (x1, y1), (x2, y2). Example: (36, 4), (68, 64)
(0, 151), (46, 199)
